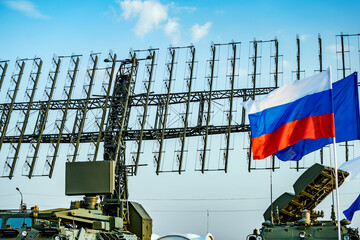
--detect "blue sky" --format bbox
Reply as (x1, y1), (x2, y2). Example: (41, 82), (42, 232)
(1, 0), (359, 59)
(1, 1), (360, 240)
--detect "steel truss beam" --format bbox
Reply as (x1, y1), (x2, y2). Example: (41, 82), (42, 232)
(340, 34), (349, 161)
(154, 48), (176, 175)
(131, 50), (156, 175)
(0, 60), (9, 90)
(176, 46), (195, 174)
(45, 55), (80, 178)
(247, 39), (279, 171)
(92, 53), (117, 162)
(5, 58), (42, 179)
(2, 124), (250, 143)
(223, 42), (238, 173)
(0, 87), (275, 111)
(24, 56), (61, 178)
(199, 44), (216, 173)
(318, 34), (324, 164)
(68, 53), (99, 162)
(0, 59), (26, 152)
(103, 53), (138, 227)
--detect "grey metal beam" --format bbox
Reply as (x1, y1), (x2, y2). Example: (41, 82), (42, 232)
(155, 48), (176, 175)
(0, 87), (275, 111)
(7, 59), (42, 179)
(133, 50), (156, 175)
(2, 124), (251, 143)
(296, 34), (301, 81)
(296, 34), (300, 171)
(0, 60), (25, 151)
(177, 46), (195, 174)
(70, 53), (99, 162)
(274, 39), (279, 88)
(247, 40), (258, 172)
(112, 55), (137, 164)
(93, 53), (117, 162)
(200, 44), (216, 173)
(340, 34), (349, 161)
(103, 53), (138, 227)
(0, 60), (9, 90)
(223, 43), (237, 173)
(318, 34), (324, 164)
(46, 55), (80, 178)
(25, 57), (61, 178)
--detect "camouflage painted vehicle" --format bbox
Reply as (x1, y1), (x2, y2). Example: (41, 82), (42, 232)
(0, 161), (152, 240)
(0, 199), (151, 240)
(247, 163), (359, 240)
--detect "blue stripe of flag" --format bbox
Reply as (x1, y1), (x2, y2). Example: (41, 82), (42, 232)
(333, 72), (360, 142)
(275, 72), (360, 161)
(249, 89), (332, 138)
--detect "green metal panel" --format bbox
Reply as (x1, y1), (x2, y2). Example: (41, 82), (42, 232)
(263, 192), (295, 221)
(65, 161), (115, 195)
(293, 163), (326, 195)
(128, 201), (152, 240)
(264, 163), (349, 223)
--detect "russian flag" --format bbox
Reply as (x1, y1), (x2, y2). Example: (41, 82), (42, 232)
(243, 69), (360, 161)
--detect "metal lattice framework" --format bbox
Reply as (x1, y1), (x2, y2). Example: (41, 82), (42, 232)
(1, 33), (359, 225)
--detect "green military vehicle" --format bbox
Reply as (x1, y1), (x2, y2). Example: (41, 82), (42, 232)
(0, 161), (152, 240)
(247, 163), (359, 240)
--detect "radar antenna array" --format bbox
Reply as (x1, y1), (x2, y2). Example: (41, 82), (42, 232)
(0, 33), (359, 180)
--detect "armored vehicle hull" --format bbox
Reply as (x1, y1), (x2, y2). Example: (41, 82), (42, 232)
(0, 199), (150, 240)
(247, 163), (360, 240)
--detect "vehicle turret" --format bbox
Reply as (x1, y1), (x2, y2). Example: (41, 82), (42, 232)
(247, 163), (360, 240)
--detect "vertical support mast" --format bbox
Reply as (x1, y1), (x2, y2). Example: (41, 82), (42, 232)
(5, 58), (42, 179)
(177, 46), (195, 174)
(197, 95), (204, 126)
(0, 60), (25, 151)
(45, 55), (80, 178)
(318, 34), (323, 73)
(252, 41), (258, 99)
(272, 39), (279, 170)
(25, 56), (61, 178)
(340, 34), (349, 161)
(154, 48), (176, 175)
(102, 52), (139, 227)
(296, 34), (301, 171)
(92, 53), (117, 162)
(318, 34), (324, 164)
(200, 44), (216, 173)
(296, 34), (301, 81)
(223, 43), (238, 173)
(132, 50), (156, 175)
(69, 53), (99, 162)
(0, 60), (9, 90)
(111, 54), (137, 165)
(247, 40), (258, 172)
(274, 39), (279, 88)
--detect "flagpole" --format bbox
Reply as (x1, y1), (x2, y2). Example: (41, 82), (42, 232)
(270, 167), (273, 223)
(332, 137), (342, 240)
(329, 66), (342, 240)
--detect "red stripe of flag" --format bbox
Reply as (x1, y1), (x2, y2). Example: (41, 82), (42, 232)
(252, 113), (335, 159)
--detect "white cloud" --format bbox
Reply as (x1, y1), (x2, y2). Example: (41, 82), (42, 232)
(327, 44), (355, 53)
(299, 34), (310, 41)
(174, 5), (197, 13)
(238, 68), (247, 78)
(327, 44), (338, 53)
(283, 59), (292, 69)
(164, 18), (180, 45)
(191, 22), (212, 43)
(106, 5), (121, 22)
(119, 0), (168, 37)
(4, 0), (49, 19)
